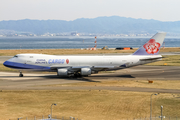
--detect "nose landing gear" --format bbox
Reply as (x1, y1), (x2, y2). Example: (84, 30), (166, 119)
(19, 71), (23, 77)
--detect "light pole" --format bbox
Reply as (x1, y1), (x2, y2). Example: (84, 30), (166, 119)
(70, 116), (74, 120)
(159, 105), (165, 120)
(17, 117), (22, 120)
(51, 103), (57, 120)
(150, 93), (158, 120)
(161, 106), (163, 120)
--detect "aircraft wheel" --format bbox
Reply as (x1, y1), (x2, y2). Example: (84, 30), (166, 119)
(74, 73), (82, 77)
(19, 72), (23, 77)
(83, 75), (88, 77)
(74, 74), (78, 77)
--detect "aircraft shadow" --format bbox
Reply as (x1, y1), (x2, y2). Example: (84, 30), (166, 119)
(88, 74), (135, 78)
(42, 74), (135, 78)
(41, 75), (99, 82)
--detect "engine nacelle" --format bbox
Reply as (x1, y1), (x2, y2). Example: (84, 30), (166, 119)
(57, 68), (68, 76)
(81, 68), (91, 76)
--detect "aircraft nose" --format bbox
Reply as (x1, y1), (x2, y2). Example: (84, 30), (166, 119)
(3, 61), (8, 67)
(3, 61), (12, 67)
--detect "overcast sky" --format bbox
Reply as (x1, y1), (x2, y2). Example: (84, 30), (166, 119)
(0, 0), (179, 21)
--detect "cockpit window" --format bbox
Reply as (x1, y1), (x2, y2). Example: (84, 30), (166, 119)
(14, 55), (18, 58)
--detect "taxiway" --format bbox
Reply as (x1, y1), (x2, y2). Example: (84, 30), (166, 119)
(0, 66), (180, 93)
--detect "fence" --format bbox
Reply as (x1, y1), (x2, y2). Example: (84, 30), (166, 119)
(9, 116), (180, 120)
(9, 115), (82, 120)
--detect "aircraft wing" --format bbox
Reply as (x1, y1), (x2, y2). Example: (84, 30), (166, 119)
(139, 57), (163, 61)
(50, 65), (118, 71)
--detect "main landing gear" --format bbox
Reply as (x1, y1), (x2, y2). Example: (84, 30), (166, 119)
(19, 71), (23, 77)
(74, 73), (82, 78)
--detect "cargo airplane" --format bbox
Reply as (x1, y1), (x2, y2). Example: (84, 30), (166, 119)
(3, 32), (166, 77)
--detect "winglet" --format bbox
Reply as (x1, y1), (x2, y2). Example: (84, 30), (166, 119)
(133, 32), (166, 55)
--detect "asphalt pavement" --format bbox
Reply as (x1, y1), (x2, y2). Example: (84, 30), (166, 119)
(0, 65), (180, 93)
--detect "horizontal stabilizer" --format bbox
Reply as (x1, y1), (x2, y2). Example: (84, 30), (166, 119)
(140, 57), (163, 61)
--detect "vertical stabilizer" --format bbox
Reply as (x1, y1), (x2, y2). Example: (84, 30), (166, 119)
(133, 32), (166, 55)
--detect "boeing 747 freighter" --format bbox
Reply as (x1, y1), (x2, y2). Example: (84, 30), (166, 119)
(3, 32), (166, 77)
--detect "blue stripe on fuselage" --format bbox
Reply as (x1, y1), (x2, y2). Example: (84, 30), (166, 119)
(3, 61), (51, 70)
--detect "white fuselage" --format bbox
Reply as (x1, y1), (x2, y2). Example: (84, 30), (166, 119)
(4, 54), (162, 71)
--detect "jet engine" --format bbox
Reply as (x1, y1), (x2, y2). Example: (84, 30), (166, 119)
(57, 68), (69, 76)
(81, 68), (91, 76)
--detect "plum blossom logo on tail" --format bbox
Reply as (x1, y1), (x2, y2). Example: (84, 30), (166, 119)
(143, 39), (160, 54)
(66, 59), (69, 64)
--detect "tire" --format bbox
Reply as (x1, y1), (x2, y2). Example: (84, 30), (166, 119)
(19, 74), (23, 77)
